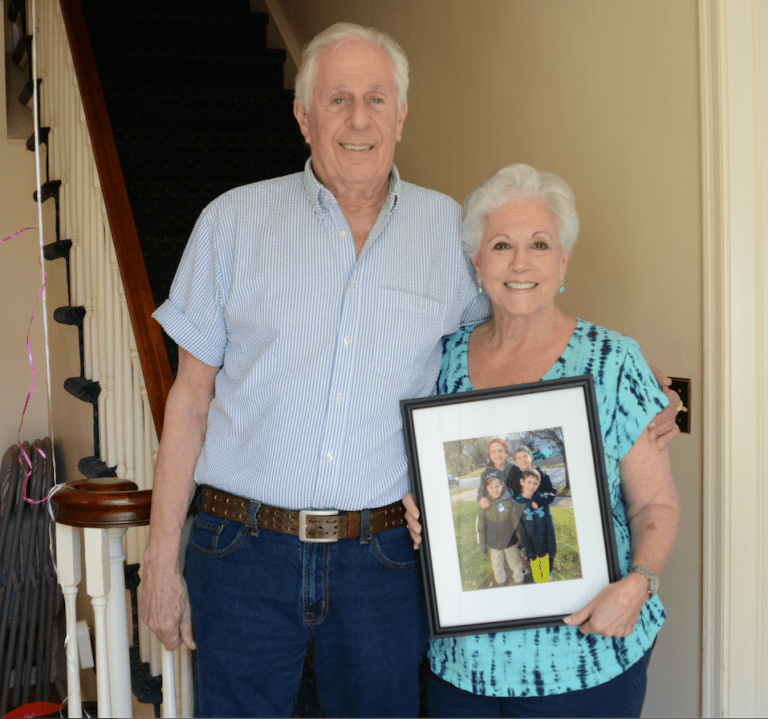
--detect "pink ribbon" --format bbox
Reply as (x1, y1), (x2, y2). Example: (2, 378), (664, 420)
(1, 228), (49, 504)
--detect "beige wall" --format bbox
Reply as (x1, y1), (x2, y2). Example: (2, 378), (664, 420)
(279, 1), (703, 716)
(0, 139), (51, 454)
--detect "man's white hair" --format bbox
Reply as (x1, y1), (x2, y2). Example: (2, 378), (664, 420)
(294, 22), (409, 110)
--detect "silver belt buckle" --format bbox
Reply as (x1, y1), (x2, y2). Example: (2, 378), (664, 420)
(298, 509), (339, 542)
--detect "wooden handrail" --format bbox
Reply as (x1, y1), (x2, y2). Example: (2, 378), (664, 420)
(51, 478), (152, 527)
(58, 0), (173, 438)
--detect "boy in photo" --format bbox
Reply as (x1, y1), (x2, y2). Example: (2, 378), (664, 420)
(477, 472), (524, 587)
(515, 469), (558, 582)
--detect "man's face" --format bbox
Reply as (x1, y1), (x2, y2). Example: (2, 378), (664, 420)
(293, 39), (407, 197)
(521, 476), (540, 498)
(487, 479), (503, 500)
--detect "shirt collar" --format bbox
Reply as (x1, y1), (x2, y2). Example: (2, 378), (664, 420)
(301, 157), (401, 215)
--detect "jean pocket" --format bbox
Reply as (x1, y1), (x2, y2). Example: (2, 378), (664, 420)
(189, 509), (248, 558)
(369, 527), (419, 569)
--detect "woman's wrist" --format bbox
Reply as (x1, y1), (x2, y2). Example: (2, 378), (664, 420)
(622, 571), (652, 601)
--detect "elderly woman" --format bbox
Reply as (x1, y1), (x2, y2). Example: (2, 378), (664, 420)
(405, 164), (679, 718)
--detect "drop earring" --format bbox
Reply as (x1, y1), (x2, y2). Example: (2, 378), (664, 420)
(477, 282), (484, 295)
(559, 280), (565, 294)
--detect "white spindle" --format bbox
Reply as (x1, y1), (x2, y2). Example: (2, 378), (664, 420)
(81, 156), (95, 379)
(83, 527), (112, 719)
(122, 299), (134, 485)
(112, 246), (126, 479)
(103, 227), (116, 467)
(161, 648), (177, 718)
(106, 528), (133, 718)
(55, 523), (82, 719)
(97, 216), (108, 453)
(180, 645), (193, 717)
(87, 168), (100, 381)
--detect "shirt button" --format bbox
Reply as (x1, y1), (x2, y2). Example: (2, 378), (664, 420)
(343, 337), (351, 346)
(335, 394), (343, 403)
(326, 451), (334, 461)
(339, 230), (347, 238)
(349, 281), (356, 290)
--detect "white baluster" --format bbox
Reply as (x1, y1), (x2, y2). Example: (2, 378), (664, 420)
(180, 644), (193, 718)
(103, 228), (116, 466)
(97, 217), (108, 454)
(113, 253), (126, 479)
(161, 648), (177, 718)
(55, 523), (82, 718)
(106, 528), (133, 717)
(122, 299), (135, 486)
(150, 634), (161, 689)
(83, 527), (112, 718)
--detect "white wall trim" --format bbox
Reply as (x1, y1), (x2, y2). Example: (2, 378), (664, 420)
(264, 0), (302, 70)
(699, 1), (768, 716)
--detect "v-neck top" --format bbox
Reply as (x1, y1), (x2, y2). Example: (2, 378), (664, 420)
(429, 319), (669, 697)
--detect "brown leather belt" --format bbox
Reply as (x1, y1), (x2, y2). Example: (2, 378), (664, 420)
(199, 486), (406, 542)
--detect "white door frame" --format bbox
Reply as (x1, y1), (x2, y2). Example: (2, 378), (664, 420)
(699, 1), (768, 716)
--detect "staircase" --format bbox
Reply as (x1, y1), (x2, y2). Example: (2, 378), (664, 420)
(9, 0), (318, 714)
(78, 0), (309, 376)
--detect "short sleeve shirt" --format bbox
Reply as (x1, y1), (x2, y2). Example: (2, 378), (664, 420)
(428, 319), (669, 696)
(153, 160), (489, 510)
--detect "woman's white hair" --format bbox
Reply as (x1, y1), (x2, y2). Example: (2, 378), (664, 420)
(294, 23), (409, 111)
(462, 164), (579, 259)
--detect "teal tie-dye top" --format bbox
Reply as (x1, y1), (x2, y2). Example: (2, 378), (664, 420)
(428, 319), (669, 697)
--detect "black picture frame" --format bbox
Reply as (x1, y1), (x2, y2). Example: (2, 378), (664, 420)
(400, 374), (620, 639)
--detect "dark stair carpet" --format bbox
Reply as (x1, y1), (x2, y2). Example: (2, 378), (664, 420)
(75, 4), (318, 712)
(80, 0), (309, 376)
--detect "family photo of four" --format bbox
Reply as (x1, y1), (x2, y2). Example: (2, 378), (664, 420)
(445, 434), (583, 590)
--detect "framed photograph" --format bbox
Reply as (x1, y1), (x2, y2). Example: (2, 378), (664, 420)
(400, 374), (620, 639)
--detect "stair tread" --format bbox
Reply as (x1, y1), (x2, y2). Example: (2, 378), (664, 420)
(80, 0), (255, 18)
(126, 181), (245, 198)
(113, 128), (307, 148)
(90, 42), (285, 63)
(101, 83), (294, 103)
(83, 7), (264, 22)
(84, 14), (269, 54)
(92, 53), (286, 90)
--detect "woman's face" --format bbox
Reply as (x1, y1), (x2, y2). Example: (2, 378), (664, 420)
(472, 196), (569, 321)
(488, 442), (507, 469)
(514, 450), (531, 470)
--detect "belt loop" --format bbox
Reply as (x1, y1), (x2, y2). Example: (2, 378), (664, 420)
(248, 501), (261, 536)
(359, 508), (371, 545)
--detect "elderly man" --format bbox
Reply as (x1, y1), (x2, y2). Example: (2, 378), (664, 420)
(139, 22), (679, 719)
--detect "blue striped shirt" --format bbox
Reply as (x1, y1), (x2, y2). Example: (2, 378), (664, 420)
(153, 159), (488, 510)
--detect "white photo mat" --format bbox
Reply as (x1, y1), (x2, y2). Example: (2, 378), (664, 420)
(401, 375), (619, 638)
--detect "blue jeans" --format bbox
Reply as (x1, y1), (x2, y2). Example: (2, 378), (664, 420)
(185, 504), (429, 718)
(425, 643), (654, 718)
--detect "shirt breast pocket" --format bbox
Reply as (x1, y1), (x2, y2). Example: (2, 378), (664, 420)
(371, 289), (446, 383)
